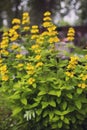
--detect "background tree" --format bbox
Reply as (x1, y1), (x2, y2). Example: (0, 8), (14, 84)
(0, 0), (87, 27)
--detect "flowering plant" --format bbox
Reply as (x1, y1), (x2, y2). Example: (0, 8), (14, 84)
(0, 11), (87, 130)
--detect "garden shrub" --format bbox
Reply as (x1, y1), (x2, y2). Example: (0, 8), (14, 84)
(0, 11), (87, 130)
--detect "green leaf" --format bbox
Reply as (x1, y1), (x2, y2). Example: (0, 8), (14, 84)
(56, 91), (61, 97)
(29, 102), (39, 109)
(49, 112), (54, 120)
(36, 109), (42, 116)
(32, 83), (36, 88)
(9, 94), (20, 99)
(38, 91), (46, 96)
(52, 116), (59, 122)
(21, 98), (27, 105)
(60, 115), (64, 120)
(12, 107), (22, 116)
(49, 100), (56, 107)
(75, 100), (82, 109)
(54, 110), (61, 115)
(62, 101), (67, 110)
(52, 123), (58, 129)
(77, 88), (83, 94)
(66, 93), (73, 99)
(48, 90), (61, 97)
(64, 117), (69, 124)
(58, 121), (62, 128)
(42, 102), (49, 109)
(43, 111), (48, 117)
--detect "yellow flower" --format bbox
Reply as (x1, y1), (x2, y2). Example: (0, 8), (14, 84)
(26, 63), (34, 71)
(36, 62), (43, 67)
(68, 27), (75, 33)
(13, 25), (20, 30)
(22, 19), (30, 24)
(65, 71), (74, 78)
(32, 25), (38, 29)
(78, 83), (87, 89)
(31, 45), (39, 50)
(44, 11), (51, 16)
(81, 75), (87, 81)
(43, 17), (52, 21)
(9, 28), (19, 41)
(12, 18), (21, 24)
(36, 62), (43, 68)
(16, 54), (23, 59)
(2, 75), (9, 81)
(41, 31), (49, 36)
(1, 50), (9, 55)
(23, 26), (30, 31)
(42, 22), (52, 28)
(48, 31), (58, 36)
(31, 35), (38, 40)
(23, 12), (29, 17)
(48, 37), (54, 44)
(11, 44), (19, 50)
(0, 65), (8, 75)
(27, 70), (35, 75)
(35, 49), (41, 54)
(67, 37), (74, 41)
(48, 37), (60, 44)
(67, 27), (75, 41)
(35, 55), (41, 60)
(47, 25), (57, 32)
(0, 41), (8, 49)
(3, 32), (8, 37)
(22, 13), (30, 25)
(18, 63), (24, 68)
(31, 29), (39, 33)
(27, 78), (35, 85)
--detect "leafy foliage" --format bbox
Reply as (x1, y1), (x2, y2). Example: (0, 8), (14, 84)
(0, 11), (87, 130)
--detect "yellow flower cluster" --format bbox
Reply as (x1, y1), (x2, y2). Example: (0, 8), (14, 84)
(22, 12), (30, 31)
(31, 44), (41, 54)
(16, 54), (23, 59)
(80, 74), (87, 81)
(65, 71), (74, 78)
(12, 18), (21, 24)
(35, 55), (41, 60)
(65, 56), (79, 78)
(42, 11), (60, 44)
(0, 32), (9, 49)
(48, 36), (59, 44)
(78, 83), (87, 89)
(27, 78), (35, 85)
(22, 12), (30, 25)
(43, 11), (52, 28)
(0, 32), (9, 57)
(9, 28), (19, 41)
(36, 62), (43, 68)
(11, 44), (19, 50)
(67, 56), (79, 69)
(26, 63), (35, 75)
(67, 27), (75, 41)
(0, 50), (9, 56)
(12, 18), (21, 30)
(17, 63), (24, 68)
(0, 64), (9, 81)
(31, 25), (39, 40)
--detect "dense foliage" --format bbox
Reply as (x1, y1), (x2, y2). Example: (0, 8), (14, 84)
(0, 11), (87, 130)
